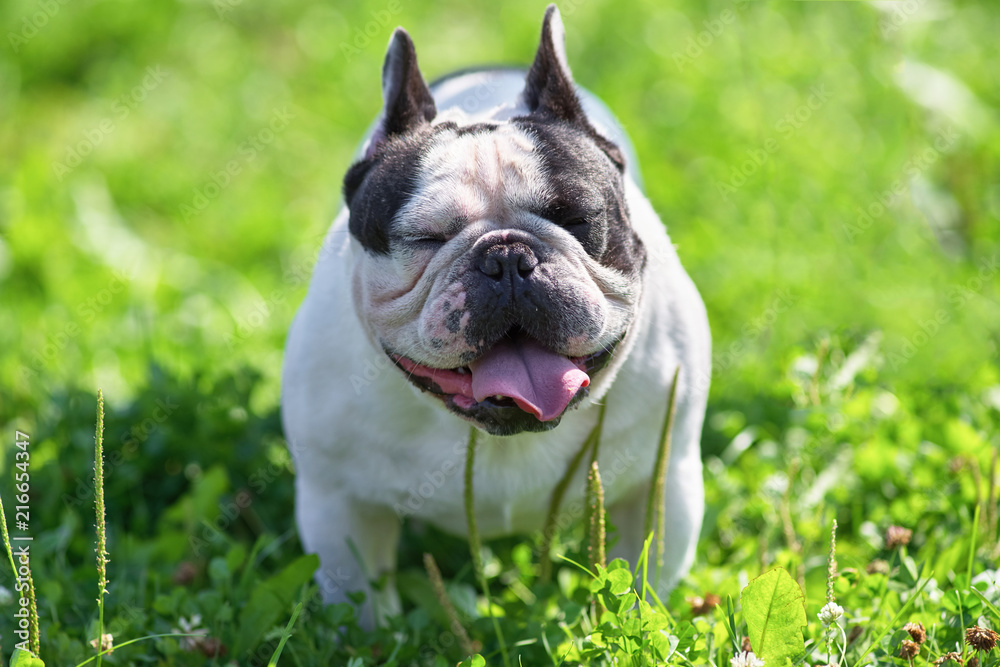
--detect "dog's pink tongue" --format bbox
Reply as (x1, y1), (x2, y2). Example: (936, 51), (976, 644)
(469, 338), (590, 422)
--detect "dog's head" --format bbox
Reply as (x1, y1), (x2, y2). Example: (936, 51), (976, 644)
(343, 5), (646, 436)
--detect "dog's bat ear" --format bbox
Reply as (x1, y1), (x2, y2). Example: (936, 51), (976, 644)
(523, 5), (625, 172)
(363, 28), (436, 159)
(523, 5), (584, 122)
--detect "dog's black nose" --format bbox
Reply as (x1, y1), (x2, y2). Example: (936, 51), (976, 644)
(477, 242), (538, 282)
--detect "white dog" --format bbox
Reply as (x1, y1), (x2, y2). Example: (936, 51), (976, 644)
(282, 5), (710, 627)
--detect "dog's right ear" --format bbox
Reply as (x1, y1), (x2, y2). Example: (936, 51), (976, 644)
(362, 28), (437, 159)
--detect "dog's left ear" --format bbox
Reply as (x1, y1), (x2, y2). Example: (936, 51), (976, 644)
(523, 5), (625, 171)
(362, 28), (437, 160)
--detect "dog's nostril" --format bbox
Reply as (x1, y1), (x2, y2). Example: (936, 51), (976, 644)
(480, 255), (503, 278)
(477, 242), (537, 281)
(517, 253), (537, 278)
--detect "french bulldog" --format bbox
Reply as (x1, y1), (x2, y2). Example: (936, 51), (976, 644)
(281, 4), (711, 628)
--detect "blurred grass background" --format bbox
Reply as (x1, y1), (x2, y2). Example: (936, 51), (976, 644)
(0, 0), (999, 658)
(2, 0), (997, 424)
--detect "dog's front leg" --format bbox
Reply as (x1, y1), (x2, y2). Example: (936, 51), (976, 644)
(295, 477), (401, 629)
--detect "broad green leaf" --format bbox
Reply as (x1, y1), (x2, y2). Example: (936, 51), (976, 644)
(649, 630), (679, 661)
(607, 568), (633, 595)
(607, 558), (631, 572)
(741, 568), (806, 667)
(638, 599), (671, 632)
(589, 565), (609, 593)
(10, 649), (45, 667)
(673, 621), (698, 652)
(457, 656), (485, 667)
(235, 554), (319, 655)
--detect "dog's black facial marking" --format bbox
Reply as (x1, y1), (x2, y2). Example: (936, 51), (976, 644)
(345, 119), (513, 255)
(459, 393), (577, 436)
(457, 228), (608, 358)
(343, 131), (433, 255)
(453, 122), (499, 137)
(445, 309), (463, 334)
(516, 117), (646, 278)
(344, 28), (443, 254)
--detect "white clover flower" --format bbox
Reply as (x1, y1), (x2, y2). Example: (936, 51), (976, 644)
(90, 632), (114, 654)
(731, 650), (766, 667)
(172, 614), (208, 651)
(818, 601), (845, 627)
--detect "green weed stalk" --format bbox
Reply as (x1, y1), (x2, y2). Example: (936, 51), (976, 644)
(267, 586), (308, 667)
(424, 552), (476, 658)
(826, 519), (838, 666)
(644, 366), (680, 587)
(988, 448), (997, 550)
(1, 462), (41, 658)
(94, 390), (109, 667)
(0, 444), (42, 657)
(538, 402), (606, 583)
(464, 426), (511, 667)
(586, 461), (606, 573)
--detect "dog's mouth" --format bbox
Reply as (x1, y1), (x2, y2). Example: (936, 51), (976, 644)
(390, 331), (620, 435)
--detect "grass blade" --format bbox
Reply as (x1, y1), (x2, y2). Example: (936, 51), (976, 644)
(967, 504), (980, 586)
(267, 586), (308, 667)
(586, 460), (606, 573)
(73, 633), (212, 666)
(644, 366), (681, 587)
(855, 577), (930, 665)
(465, 426), (511, 667)
(539, 402), (606, 582)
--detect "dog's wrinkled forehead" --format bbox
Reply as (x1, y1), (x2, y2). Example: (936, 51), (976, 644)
(398, 123), (549, 227)
(357, 118), (618, 239)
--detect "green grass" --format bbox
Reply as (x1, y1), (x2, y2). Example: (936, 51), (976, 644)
(1, 0), (999, 664)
